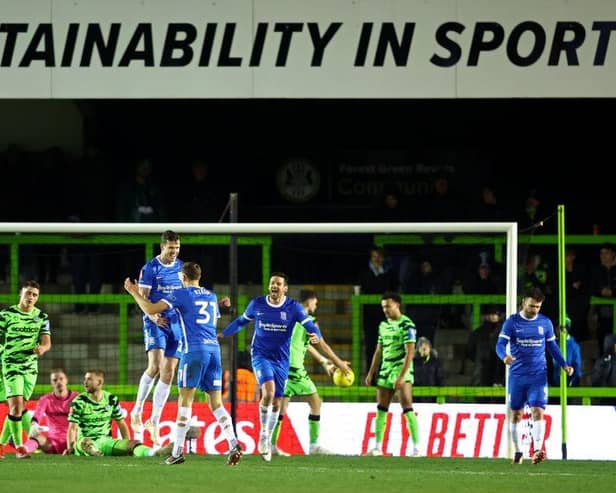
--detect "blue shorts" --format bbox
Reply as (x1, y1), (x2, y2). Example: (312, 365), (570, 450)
(177, 348), (222, 392)
(251, 355), (288, 398)
(143, 310), (180, 359)
(508, 373), (548, 410)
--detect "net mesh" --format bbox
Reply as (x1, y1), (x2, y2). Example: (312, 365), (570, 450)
(0, 227), (515, 403)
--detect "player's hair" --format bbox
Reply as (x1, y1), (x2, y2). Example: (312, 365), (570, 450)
(182, 262), (201, 281)
(161, 230), (180, 243)
(86, 369), (105, 380)
(300, 289), (317, 303)
(50, 367), (67, 376)
(382, 291), (402, 305)
(270, 272), (289, 285)
(21, 279), (40, 291)
(523, 286), (545, 303)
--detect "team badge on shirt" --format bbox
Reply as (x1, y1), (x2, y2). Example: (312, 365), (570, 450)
(538, 326), (544, 335)
(281, 312), (287, 321)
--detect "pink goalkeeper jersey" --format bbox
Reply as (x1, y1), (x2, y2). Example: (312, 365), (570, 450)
(33, 390), (79, 441)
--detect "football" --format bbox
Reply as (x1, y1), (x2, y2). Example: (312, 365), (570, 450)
(332, 368), (355, 387)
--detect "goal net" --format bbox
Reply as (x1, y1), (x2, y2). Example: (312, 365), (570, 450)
(0, 221), (517, 404)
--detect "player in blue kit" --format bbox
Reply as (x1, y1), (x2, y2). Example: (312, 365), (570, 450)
(130, 230), (183, 446)
(125, 262), (242, 466)
(495, 287), (573, 465)
(220, 272), (348, 462)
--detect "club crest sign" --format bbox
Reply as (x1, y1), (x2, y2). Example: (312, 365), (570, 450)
(277, 160), (320, 203)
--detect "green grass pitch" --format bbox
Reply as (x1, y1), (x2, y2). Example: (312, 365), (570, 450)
(0, 454), (611, 493)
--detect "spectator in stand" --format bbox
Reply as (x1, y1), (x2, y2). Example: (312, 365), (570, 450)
(564, 247), (590, 342)
(464, 262), (500, 296)
(591, 333), (616, 405)
(376, 187), (411, 291)
(173, 159), (227, 284)
(474, 183), (505, 222)
(422, 174), (462, 275)
(376, 186), (406, 223)
(425, 174), (461, 221)
(407, 258), (445, 344)
(116, 158), (167, 223)
(517, 188), (552, 233)
(467, 305), (504, 387)
(551, 318), (582, 387)
(413, 337), (445, 401)
(177, 160), (224, 223)
(461, 261), (502, 330)
(358, 246), (398, 377)
(520, 252), (556, 322)
(590, 243), (616, 355)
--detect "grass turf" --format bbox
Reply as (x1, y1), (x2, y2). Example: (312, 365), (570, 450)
(0, 453), (610, 493)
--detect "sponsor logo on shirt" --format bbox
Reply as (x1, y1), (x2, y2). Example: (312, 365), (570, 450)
(258, 321), (287, 332)
(517, 338), (543, 347)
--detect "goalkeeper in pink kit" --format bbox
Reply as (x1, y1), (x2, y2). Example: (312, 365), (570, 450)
(23, 368), (79, 455)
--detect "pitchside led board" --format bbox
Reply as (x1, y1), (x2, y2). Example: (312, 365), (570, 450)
(0, 0), (615, 98)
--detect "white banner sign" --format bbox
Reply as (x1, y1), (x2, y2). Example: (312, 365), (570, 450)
(287, 402), (616, 460)
(1, 0), (615, 98)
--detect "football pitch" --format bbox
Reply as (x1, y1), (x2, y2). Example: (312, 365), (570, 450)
(0, 454), (611, 493)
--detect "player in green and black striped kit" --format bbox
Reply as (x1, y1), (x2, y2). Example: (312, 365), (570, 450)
(270, 289), (351, 456)
(67, 369), (172, 457)
(0, 280), (51, 458)
(365, 291), (420, 457)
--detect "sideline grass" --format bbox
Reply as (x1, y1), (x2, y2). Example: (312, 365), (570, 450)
(0, 454), (610, 493)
